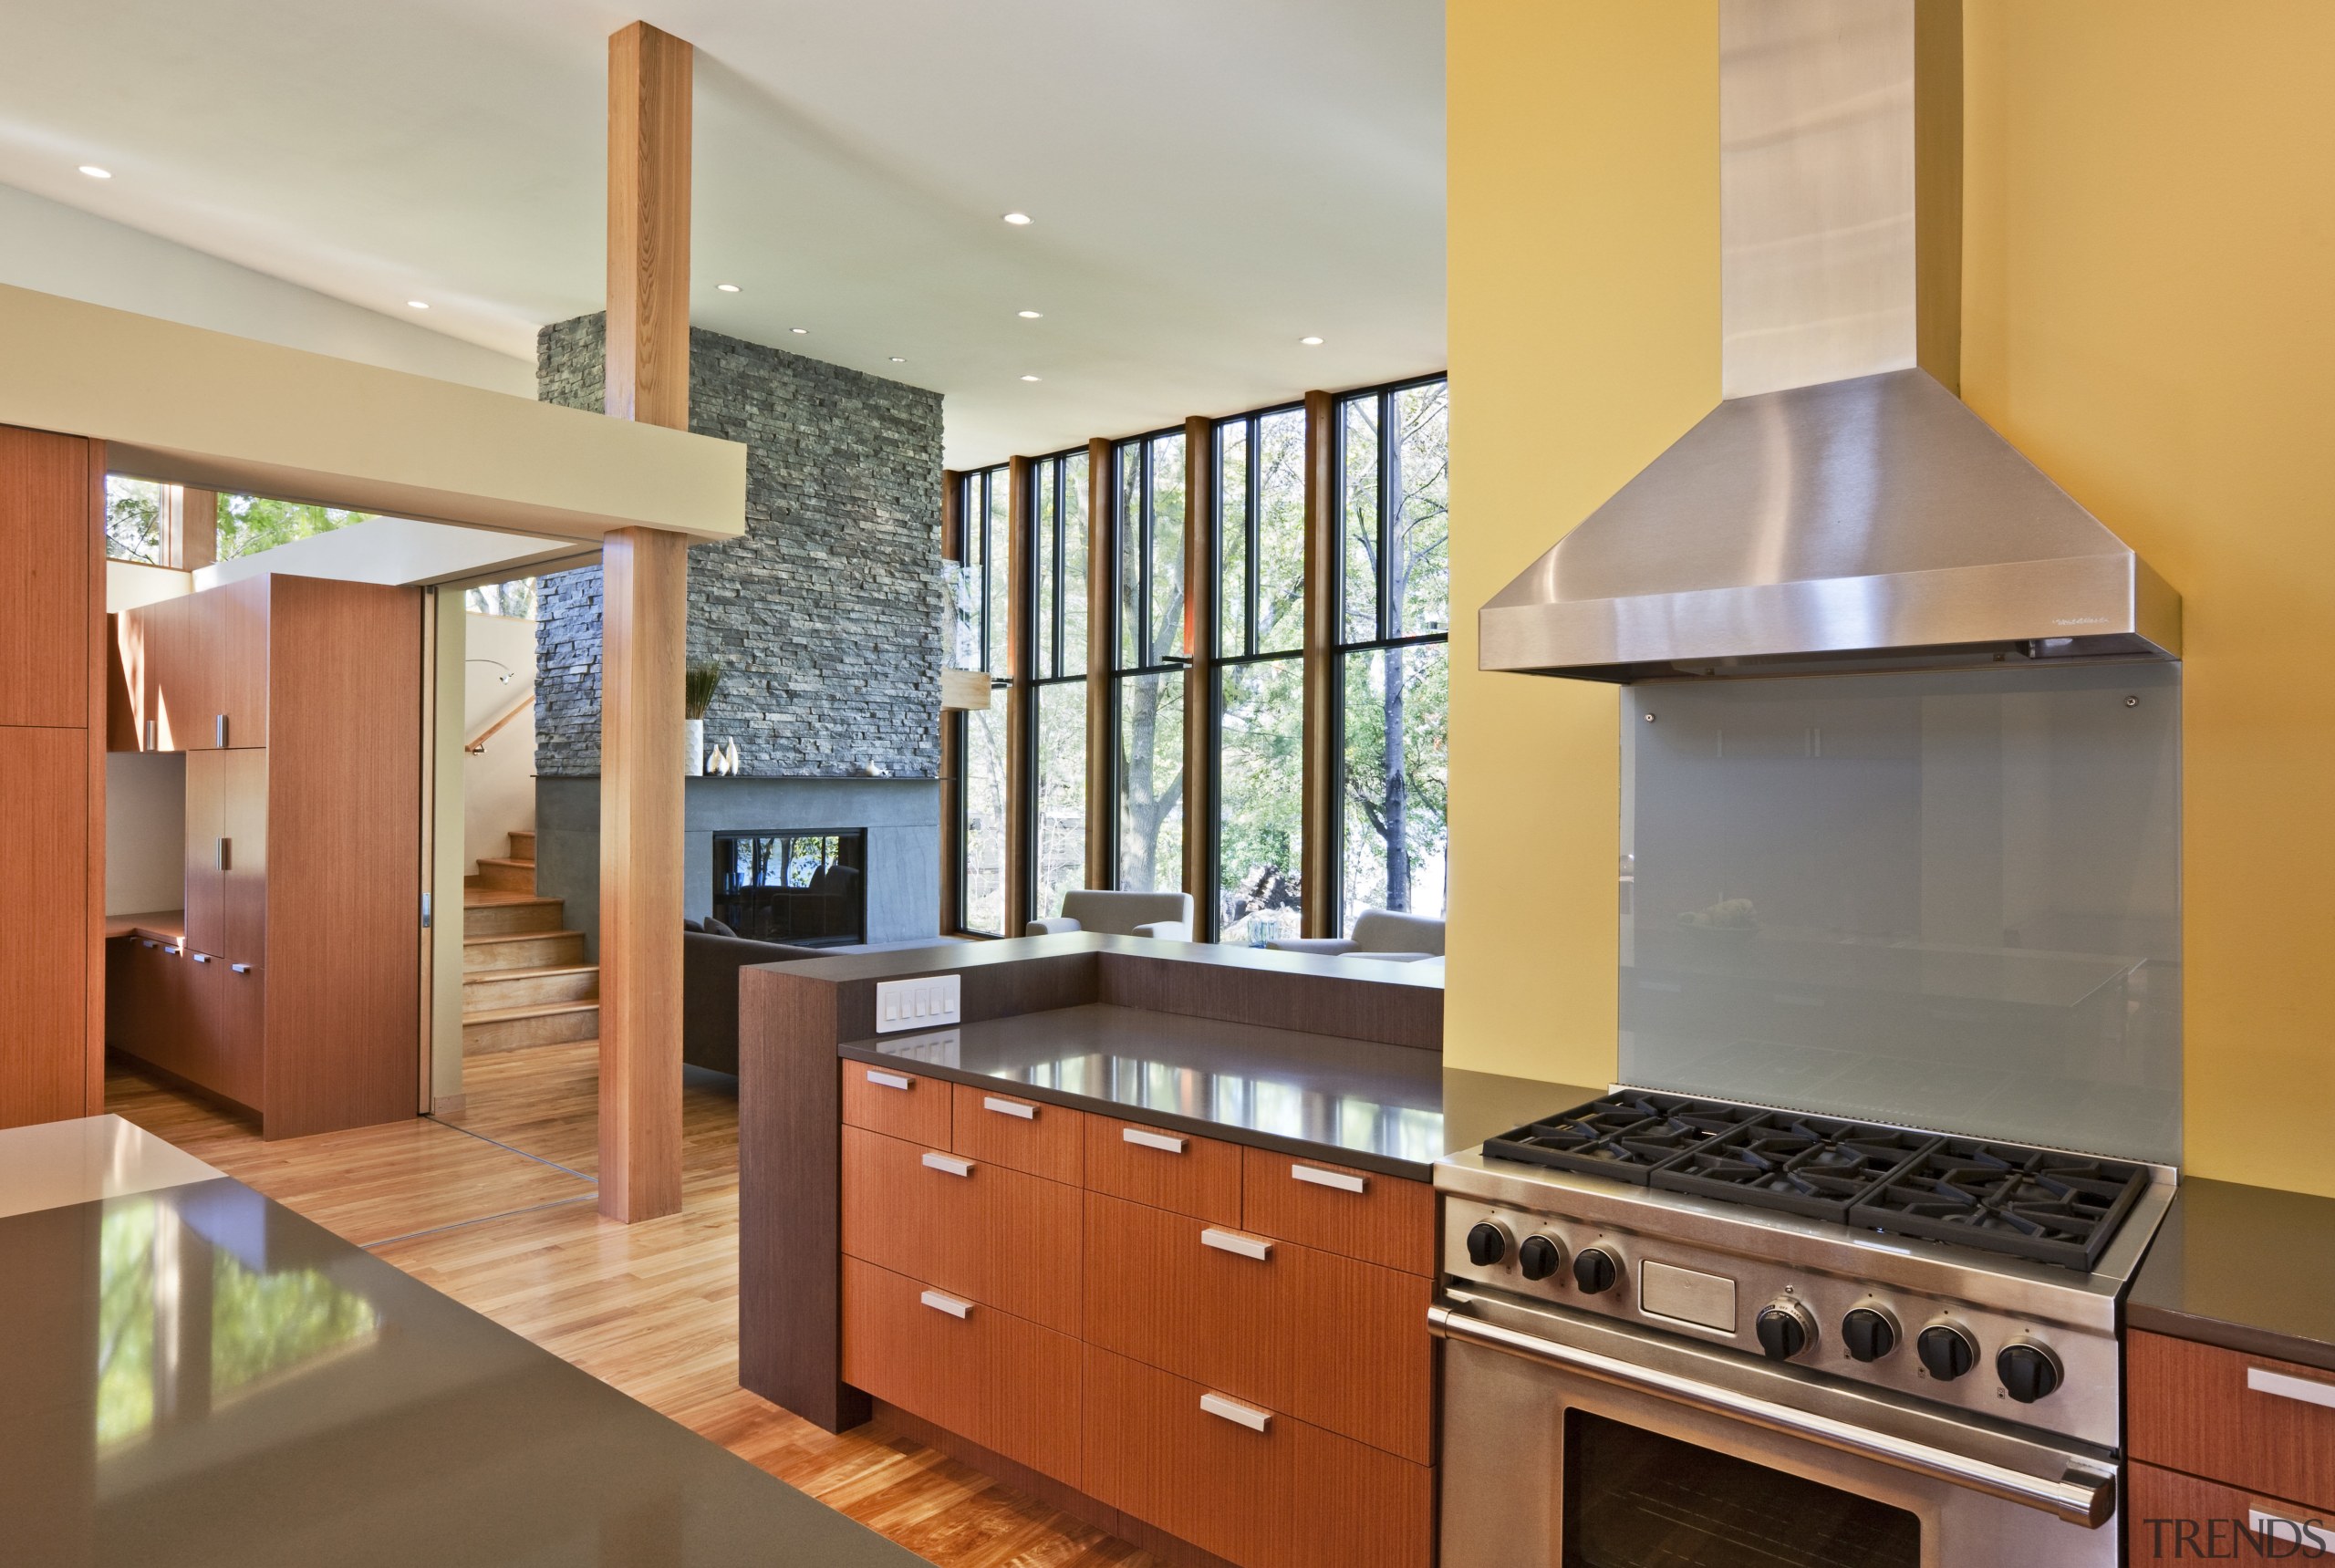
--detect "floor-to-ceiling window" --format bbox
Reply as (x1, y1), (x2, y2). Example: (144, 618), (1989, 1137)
(1112, 431), (1186, 893)
(1027, 451), (1090, 923)
(955, 465), (1012, 935)
(1334, 378), (1449, 930)
(1211, 407), (1306, 942)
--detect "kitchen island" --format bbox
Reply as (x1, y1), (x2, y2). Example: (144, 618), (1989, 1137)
(0, 1116), (929, 1568)
(738, 934), (1568, 1568)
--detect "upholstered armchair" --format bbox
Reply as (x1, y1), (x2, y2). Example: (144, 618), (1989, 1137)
(1270, 907), (1445, 962)
(1026, 889), (1195, 941)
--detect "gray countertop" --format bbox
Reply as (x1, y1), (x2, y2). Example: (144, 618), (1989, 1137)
(0, 1154), (926, 1566)
(841, 1002), (1587, 1179)
(2127, 1175), (2335, 1374)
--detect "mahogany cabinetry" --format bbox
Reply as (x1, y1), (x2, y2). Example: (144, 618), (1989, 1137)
(2127, 1330), (2335, 1562)
(836, 1062), (1437, 1568)
(106, 573), (421, 1137)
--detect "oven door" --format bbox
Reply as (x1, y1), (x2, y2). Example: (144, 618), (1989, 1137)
(1433, 1291), (2120, 1568)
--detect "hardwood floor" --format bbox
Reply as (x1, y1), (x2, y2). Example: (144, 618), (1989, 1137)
(105, 1047), (1154, 1568)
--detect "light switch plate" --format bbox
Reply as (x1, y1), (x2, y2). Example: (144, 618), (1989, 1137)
(876, 973), (961, 1033)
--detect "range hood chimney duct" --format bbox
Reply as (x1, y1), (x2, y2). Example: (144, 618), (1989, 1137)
(1480, 0), (2178, 683)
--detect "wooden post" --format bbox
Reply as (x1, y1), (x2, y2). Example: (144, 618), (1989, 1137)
(1084, 438), (1117, 889)
(166, 487), (217, 572)
(600, 18), (692, 1221)
(1004, 456), (1033, 931)
(1300, 390), (1339, 939)
(1181, 415), (1217, 937)
(939, 469), (963, 932)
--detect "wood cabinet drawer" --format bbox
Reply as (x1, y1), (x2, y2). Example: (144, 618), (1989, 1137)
(1240, 1145), (1434, 1276)
(1084, 1345), (1431, 1568)
(2128, 1460), (2334, 1563)
(1084, 1190), (1432, 1464)
(1084, 1116), (1241, 1224)
(840, 1060), (950, 1147)
(952, 1082), (1083, 1184)
(841, 1257), (1081, 1487)
(2130, 1331), (2335, 1511)
(841, 1126), (1081, 1334)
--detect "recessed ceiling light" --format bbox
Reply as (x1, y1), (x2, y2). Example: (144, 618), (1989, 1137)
(1299, 336), (1323, 346)
(78, 164), (112, 179)
(1018, 310), (1043, 319)
(791, 327), (808, 335)
(1001, 212), (1033, 225)
(408, 300), (431, 310)
(1021, 375), (1042, 382)
(716, 282), (741, 293)
(889, 357), (906, 363)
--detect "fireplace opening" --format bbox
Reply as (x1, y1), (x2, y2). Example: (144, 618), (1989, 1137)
(712, 828), (867, 947)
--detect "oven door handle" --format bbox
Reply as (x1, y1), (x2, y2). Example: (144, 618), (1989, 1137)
(1428, 1303), (2115, 1528)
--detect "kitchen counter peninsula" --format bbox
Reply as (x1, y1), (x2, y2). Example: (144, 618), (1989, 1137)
(737, 935), (1565, 1567)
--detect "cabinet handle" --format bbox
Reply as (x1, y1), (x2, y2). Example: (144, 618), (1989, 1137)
(140, 940), (158, 950)
(1291, 1163), (1367, 1194)
(982, 1095), (1036, 1120)
(2249, 1511), (2324, 1546)
(144, 718), (157, 751)
(1199, 1392), (1271, 1433)
(864, 1069), (912, 1091)
(190, 952), (212, 964)
(217, 836), (232, 872)
(2248, 1367), (2335, 1410)
(215, 713), (228, 748)
(230, 963), (252, 974)
(919, 1151), (974, 1178)
(919, 1289), (973, 1320)
(1199, 1228), (1273, 1262)
(1122, 1127), (1185, 1154)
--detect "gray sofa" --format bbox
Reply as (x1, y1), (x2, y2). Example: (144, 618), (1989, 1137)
(1270, 907), (1446, 963)
(683, 926), (829, 1075)
(1026, 889), (1195, 941)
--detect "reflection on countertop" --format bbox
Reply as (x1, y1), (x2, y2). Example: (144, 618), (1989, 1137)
(845, 1003), (1582, 1179)
(0, 1131), (927, 1567)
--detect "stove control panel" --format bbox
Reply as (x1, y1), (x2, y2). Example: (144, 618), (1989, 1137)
(1439, 1196), (2119, 1447)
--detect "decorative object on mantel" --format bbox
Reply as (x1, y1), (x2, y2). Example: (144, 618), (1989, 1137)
(700, 737), (742, 776)
(684, 660), (722, 775)
(861, 760), (889, 778)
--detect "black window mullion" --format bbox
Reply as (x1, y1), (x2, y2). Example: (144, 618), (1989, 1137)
(1376, 390), (1395, 644)
(1052, 461), (1066, 681)
(1245, 413), (1261, 659)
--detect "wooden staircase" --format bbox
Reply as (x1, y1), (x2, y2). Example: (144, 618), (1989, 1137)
(462, 829), (600, 1052)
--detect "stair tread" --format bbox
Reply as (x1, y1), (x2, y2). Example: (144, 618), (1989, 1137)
(462, 964), (599, 983)
(462, 1000), (602, 1024)
(462, 929), (586, 946)
(477, 856), (536, 869)
(464, 889), (559, 908)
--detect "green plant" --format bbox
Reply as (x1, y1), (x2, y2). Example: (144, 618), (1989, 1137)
(685, 660), (723, 720)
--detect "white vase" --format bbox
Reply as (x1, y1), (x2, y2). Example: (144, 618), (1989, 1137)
(684, 718), (705, 775)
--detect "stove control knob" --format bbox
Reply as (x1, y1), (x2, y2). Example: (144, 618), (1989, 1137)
(1917, 1324), (1978, 1381)
(1464, 1221), (1510, 1268)
(1997, 1342), (2064, 1404)
(1572, 1247), (1620, 1295)
(1518, 1234), (1566, 1282)
(1755, 1300), (1816, 1361)
(1842, 1307), (1899, 1363)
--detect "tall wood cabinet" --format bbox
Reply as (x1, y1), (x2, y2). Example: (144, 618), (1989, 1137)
(109, 573), (422, 1139)
(0, 424), (103, 1130)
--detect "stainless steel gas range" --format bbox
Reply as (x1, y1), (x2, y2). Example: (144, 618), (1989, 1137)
(1431, 1090), (2174, 1568)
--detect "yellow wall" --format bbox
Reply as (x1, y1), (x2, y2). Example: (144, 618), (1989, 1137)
(1445, 3), (1719, 1085)
(1448, 1), (2335, 1196)
(1961, 1), (2335, 1197)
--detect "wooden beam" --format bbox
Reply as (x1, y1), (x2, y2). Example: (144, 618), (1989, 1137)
(939, 470), (963, 932)
(600, 19), (692, 1220)
(163, 486), (216, 572)
(1084, 438), (1116, 890)
(607, 22), (692, 430)
(1004, 455), (1033, 932)
(1300, 390), (1338, 939)
(1181, 415), (1217, 938)
(598, 526), (687, 1220)
(84, 440), (108, 1113)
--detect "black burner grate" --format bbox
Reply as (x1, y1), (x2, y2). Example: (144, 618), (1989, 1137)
(1481, 1092), (2151, 1271)
(1847, 1140), (2151, 1273)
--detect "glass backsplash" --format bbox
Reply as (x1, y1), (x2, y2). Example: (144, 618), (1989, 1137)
(1620, 663), (2180, 1164)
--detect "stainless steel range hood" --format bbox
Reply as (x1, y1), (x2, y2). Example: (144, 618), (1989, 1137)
(1481, 0), (2180, 683)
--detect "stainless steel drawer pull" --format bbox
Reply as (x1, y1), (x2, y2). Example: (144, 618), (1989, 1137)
(2247, 1366), (2335, 1410)
(2250, 1509), (2320, 1543)
(1292, 1163), (1366, 1194)
(920, 1151), (974, 1178)
(1122, 1127), (1185, 1154)
(982, 1095), (1036, 1119)
(230, 963), (252, 974)
(1200, 1228), (1273, 1262)
(140, 940), (157, 950)
(918, 1289), (973, 1319)
(1199, 1392), (1271, 1432)
(190, 952), (212, 964)
(864, 1069), (912, 1091)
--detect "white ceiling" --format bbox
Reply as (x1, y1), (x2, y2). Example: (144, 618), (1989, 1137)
(0, 0), (1445, 469)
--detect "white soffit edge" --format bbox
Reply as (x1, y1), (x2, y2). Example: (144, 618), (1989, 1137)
(0, 283), (745, 545)
(195, 517), (595, 593)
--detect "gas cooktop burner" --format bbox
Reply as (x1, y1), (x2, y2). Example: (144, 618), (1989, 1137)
(1481, 1092), (2151, 1271)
